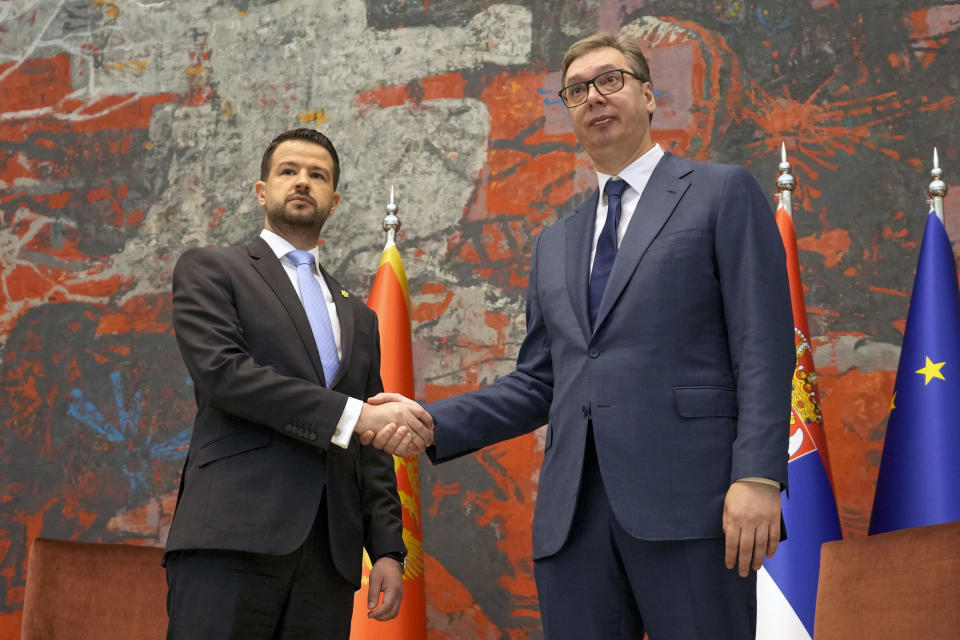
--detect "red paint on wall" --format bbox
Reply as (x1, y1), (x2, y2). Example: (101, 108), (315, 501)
(423, 553), (500, 640)
(420, 72), (468, 100)
(0, 57), (72, 112)
(1, 53), (179, 345)
(817, 367), (897, 537)
(797, 229), (852, 269)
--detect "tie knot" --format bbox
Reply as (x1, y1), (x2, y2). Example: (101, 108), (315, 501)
(287, 249), (316, 268)
(604, 178), (628, 199)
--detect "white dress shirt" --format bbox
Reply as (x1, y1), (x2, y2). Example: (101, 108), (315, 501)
(589, 144), (664, 276)
(260, 229), (361, 448)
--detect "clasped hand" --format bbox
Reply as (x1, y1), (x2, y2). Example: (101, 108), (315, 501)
(356, 392), (434, 457)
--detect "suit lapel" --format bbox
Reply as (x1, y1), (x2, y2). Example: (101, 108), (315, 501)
(321, 267), (354, 389)
(247, 237), (328, 385)
(593, 153), (692, 332)
(565, 191), (599, 344)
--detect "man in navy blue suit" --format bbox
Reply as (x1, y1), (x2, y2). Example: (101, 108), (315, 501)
(367, 31), (794, 639)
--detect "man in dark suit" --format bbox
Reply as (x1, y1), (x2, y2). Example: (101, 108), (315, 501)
(165, 128), (434, 639)
(367, 32), (794, 639)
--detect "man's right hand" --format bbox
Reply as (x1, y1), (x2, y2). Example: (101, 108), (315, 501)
(356, 396), (434, 456)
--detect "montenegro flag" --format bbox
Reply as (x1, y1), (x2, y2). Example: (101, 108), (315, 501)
(350, 238), (427, 638)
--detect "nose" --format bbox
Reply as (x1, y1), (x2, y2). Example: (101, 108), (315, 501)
(585, 81), (606, 104)
(294, 169), (310, 189)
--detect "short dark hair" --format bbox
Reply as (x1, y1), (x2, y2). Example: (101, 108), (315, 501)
(561, 32), (652, 87)
(260, 128), (340, 189)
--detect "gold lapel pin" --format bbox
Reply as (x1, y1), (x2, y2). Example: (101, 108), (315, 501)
(340, 289), (349, 298)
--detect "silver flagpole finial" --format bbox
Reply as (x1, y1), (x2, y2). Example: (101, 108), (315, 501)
(383, 185), (401, 238)
(928, 148), (947, 223)
(776, 142), (796, 217)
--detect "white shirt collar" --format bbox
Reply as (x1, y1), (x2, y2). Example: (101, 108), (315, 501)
(595, 143), (664, 197)
(259, 228), (320, 264)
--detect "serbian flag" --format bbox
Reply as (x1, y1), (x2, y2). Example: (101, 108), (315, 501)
(869, 210), (960, 534)
(350, 234), (427, 638)
(756, 199), (842, 639)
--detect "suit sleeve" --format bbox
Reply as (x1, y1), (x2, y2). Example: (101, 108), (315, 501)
(427, 231), (554, 463)
(357, 314), (405, 560)
(714, 167), (794, 489)
(172, 247), (349, 446)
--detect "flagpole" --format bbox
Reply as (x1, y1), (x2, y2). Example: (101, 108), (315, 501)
(928, 148), (947, 224)
(777, 141), (796, 217)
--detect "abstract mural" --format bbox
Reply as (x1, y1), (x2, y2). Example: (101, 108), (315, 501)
(2, 0), (959, 637)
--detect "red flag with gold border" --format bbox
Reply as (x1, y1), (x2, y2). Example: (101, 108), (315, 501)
(350, 239), (426, 638)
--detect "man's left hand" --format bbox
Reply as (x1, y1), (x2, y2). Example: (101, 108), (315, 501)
(366, 556), (403, 620)
(722, 480), (782, 578)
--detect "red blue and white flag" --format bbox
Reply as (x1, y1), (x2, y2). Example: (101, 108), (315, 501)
(756, 200), (842, 639)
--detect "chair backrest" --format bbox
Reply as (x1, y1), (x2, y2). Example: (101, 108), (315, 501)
(21, 537), (167, 640)
(814, 520), (960, 639)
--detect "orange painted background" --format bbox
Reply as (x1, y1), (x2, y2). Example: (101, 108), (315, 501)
(3, 1), (960, 638)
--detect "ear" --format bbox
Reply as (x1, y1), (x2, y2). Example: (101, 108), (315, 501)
(254, 180), (266, 206)
(642, 82), (656, 116)
(327, 191), (341, 216)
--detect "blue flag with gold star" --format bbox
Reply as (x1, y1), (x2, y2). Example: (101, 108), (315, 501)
(869, 210), (960, 534)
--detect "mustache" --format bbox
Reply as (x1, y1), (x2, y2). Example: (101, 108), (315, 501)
(286, 193), (316, 205)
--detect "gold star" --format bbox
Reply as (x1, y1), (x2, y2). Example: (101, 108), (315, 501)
(890, 391), (896, 411)
(915, 356), (946, 385)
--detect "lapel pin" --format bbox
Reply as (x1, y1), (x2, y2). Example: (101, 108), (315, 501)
(340, 289), (349, 298)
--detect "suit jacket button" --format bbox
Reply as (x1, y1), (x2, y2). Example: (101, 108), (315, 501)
(309, 433), (317, 441)
(588, 346), (600, 358)
(284, 424), (293, 432)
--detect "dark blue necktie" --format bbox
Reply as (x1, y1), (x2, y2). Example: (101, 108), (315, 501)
(287, 250), (340, 385)
(589, 179), (628, 328)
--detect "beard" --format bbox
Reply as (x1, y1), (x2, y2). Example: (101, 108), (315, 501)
(265, 197), (331, 238)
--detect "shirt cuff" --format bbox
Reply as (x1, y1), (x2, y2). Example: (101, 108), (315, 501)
(737, 476), (780, 488)
(331, 397), (362, 448)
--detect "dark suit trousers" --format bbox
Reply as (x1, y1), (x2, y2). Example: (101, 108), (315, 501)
(533, 429), (757, 640)
(165, 494), (355, 640)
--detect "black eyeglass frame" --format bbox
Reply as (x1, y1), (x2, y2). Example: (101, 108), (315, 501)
(558, 69), (643, 108)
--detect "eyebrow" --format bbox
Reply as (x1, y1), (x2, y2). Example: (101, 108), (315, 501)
(275, 161), (329, 174)
(566, 65), (621, 83)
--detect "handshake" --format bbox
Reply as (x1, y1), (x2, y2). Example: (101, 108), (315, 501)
(356, 392), (434, 457)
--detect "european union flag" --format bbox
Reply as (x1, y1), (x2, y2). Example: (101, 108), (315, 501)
(869, 210), (960, 534)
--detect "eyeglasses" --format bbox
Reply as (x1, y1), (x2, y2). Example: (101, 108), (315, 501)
(558, 69), (642, 108)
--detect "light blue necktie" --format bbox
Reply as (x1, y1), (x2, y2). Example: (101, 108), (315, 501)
(287, 250), (340, 386)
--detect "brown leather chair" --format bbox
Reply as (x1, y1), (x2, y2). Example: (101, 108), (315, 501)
(814, 520), (960, 639)
(20, 537), (167, 640)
